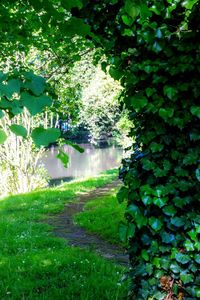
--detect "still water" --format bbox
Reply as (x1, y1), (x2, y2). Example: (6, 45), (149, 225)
(42, 144), (122, 184)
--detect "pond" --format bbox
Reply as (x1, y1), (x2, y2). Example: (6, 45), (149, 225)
(41, 143), (122, 185)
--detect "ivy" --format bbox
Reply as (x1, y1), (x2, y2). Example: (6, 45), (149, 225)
(75, 0), (200, 298)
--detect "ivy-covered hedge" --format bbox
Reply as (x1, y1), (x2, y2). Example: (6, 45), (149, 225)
(76, 1), (200, 299)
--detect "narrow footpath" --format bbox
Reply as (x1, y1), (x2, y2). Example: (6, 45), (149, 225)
(47, 180), (129, 266)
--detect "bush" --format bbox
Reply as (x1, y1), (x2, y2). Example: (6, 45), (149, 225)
(77, 1), (200, 299)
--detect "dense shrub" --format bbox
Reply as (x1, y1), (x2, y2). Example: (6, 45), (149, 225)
(76, 1), (200, 299)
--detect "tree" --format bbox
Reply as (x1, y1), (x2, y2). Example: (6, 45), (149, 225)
(0, 1), (199, 299)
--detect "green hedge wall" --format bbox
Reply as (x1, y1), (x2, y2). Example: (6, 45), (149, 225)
(77, 1), (200, 299)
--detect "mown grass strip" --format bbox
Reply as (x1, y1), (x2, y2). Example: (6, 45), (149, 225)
(74, 186), (126, 245)
(0, 170), (128, 300)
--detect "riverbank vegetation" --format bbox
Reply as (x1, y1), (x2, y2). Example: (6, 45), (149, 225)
(0, 170), (127, 299)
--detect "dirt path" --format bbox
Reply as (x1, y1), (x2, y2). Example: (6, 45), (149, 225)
(46, 180), (129, 266)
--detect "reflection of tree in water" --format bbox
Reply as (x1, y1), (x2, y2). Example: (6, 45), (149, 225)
(42, 144), (122, 179)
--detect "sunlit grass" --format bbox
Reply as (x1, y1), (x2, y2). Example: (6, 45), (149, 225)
(74, 187), (126, 245)
(0, 169), (128, 300)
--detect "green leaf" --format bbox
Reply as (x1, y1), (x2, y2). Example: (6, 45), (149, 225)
(175, 253), (190, 264)
(131, 95), (148, 111)
(117, 186), (128, 203)
(21, 92), (52, 116)
(145, 87), (155, 97)
(10, 124), (27, 138)
(119, 222), (127, 243)
(180, 272), (194, 284)
(163, 86), (177, 100)
(141, 249), (149, 261)
(61, 0), (83, 10)
(170, 262), (181, 274)
(182, 0), (198, 10)
(56, 150), (69, 168)
(109, 67), (122, 80)
(122, 14), (134, 26)
(31, 127), (60, 147)
(0, 109), (4, 119)
(65, 140), (84, 153)
(127, 223), (136, 240)
(153, 197), (168, 208)
(0, 79), (21, 99)
(161, 232), (175, 244)
(184, 239), (195, 251)
(152, 257), (161, 268)
(126, 204), (147, 228)
(195, 167), (200, 182)
(163, 205), (177, 216)
(141, 195), (152, 205)
(150, 142), (164, 153)
(0, 128), (7, 144)
(119, 222), (135, 243)
(159, 108), (174, 120)
(149, 217), (163, 232)
(25, 73), (46, 96)
(124, 0), (140, 19)
(194, 254), (200, 264)
(171, 217), (185, 227)
(190, 106), (200, 118)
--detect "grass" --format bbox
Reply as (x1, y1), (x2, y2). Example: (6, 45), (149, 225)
(74, 187), (126, 245)
(0, 169), (128, 300)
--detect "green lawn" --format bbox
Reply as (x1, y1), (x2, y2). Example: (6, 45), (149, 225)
(74, 187), (126, 245)
(0, 170), (128, 300)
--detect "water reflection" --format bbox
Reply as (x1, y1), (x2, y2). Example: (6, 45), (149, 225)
(42, 143), (122, 183)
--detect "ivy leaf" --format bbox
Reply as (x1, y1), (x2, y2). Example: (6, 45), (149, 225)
(142, 195), (152, 205)
(126, 204), (147, 228)
(182, 0), (199, 10)
(170, 262), (181, 274)
(10, 124), (27, 138)
(184, 239), (195, 251)
(161, 232), (175, 244)
(31, 127), (60, 147)
(163, 205), (177, 216)
(171, 217), (185, 227)
(194, 254), (200, 264)
(122, 14), (134, 26)
(153, 197), (168, 208)
(21, 92), (52, 116)
(141, 249), (149, 261)
(56, 150), (69, 168)
(195, 167), (200, 182)
(127, 223), (136, 240)
(149, 217), (163, 232)
(117, 186), (128, 203)
(150, 142), (164, 153)
(124, 0), (140, 19)
(159, 108), (174, 120)
(109, 67), (122, 80)
(119, 222), (128, 243)
(131, 95), (148, 111)
(180, 273), (194, 284)
(163, 86), (177, 100)
(190, 106), (200, 118)
(0, 128), (7, 144)
(175, 253), (190, 264)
